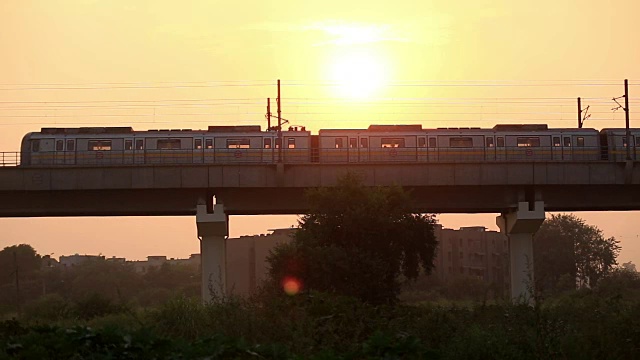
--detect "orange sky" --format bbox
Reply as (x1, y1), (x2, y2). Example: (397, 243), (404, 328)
(1, 0), (640, 263)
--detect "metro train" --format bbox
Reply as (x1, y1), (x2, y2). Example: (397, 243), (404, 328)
(18, 124), (640, 166)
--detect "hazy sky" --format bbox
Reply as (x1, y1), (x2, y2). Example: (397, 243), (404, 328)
(1, 1), (640, 262)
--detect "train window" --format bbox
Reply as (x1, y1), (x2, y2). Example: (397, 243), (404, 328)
(227, 138), (250, 149)
(486, 138), (494, 148)
(636, 136), (640, 147)
(381, 138), (405, 148)
(31, 140), (40, 152)
(516, 137), (540, 147)
(136, 139), (144, 150)
(360, 138), (368, 148)
(205, 139), (213, 149)
(275, 138), (282, 149)
(56, 140), (64, 151)
(66, 140), (75, 151)
(418, 138), (426, 148)
(623, 137), (629, 147)
(563, 137), (571, 147)
(577, 137), (585, 147)
(335, 138), (344, 148)
(194, 139), (202, 150)
(349, 138), (357, 148)
(264, 138), (272, 149)
(553, 137), (561, 147)
(449, 137), (473, 148)
(157, 139), (182, 150)
(125, 140), (133, 150)
(288, 138), (296, 149)
(497, 137), (505, 147)
(88, 140), (112, 151)
(428, 138), (436, 148)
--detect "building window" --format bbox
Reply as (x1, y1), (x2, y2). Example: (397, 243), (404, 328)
(88, 140), (112, 151)
(360, 138), (368, 148)
(497, 137), (505, 147)
(56, 140), (64, 151)
(125, 140), (133, 150)
(205, 139), (213, 149)
(227, 138), (250, 149)
(335, 138), (344, 148)
(577, 137), (585, 147)
(428, 138), (437, 148)
(381, 138), (405, 148)
(136, 139), (144, 150)
(66, 139), (75, 151)
(194, 139), (203, 149)
(287, 138), (296, 149)
(157, 139), (182, 150)
(264, 138), (271, 149)
(553, 137), (561, 147)
(517, 137), (540, 147)
(486, 137), (494, 147)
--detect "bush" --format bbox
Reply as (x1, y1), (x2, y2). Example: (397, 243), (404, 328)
(23, 294), (72, 322)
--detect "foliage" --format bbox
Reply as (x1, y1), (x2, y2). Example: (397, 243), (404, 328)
(267, 173), (438, 304)
(534, 214), (620, 293)
(0, 245), (41, 287)
(3, 288), (640, 359)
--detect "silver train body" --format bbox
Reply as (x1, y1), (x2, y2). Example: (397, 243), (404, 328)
(18, 124), (640, 166)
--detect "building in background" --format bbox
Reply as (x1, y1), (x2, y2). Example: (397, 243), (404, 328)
(226, 228), (295, 296)
(431, 225), (509, 293)
(59, 254), (104, 267)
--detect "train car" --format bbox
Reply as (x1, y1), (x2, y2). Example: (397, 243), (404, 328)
(319, 125), (425, 163)
(19, 125), (311, 166)
(600, 128), (640, 161)
(419, 125), (599, 162)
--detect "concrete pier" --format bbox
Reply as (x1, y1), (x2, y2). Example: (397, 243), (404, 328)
(196, 203), (228, 302)
(497, 201), (545, 303)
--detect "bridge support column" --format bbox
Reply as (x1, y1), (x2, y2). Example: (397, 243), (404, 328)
(196, 204), (228, 302)
(496, 201), (545, 303)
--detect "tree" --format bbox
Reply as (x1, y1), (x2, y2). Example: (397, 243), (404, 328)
(0, 244), (42, 285)
(267, 173), (438, 304)
(534, 214), (620, 292)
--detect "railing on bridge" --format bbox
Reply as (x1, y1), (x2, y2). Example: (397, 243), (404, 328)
(0, 152), (20, 167)
(0, 146), (612, 167)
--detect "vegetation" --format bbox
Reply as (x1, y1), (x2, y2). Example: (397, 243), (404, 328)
(267, 173), (438, 304)
(534, 214), (621, 294)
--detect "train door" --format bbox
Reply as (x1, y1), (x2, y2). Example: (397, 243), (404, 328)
(123, 138), (134, 164)
(495, 136), (506, 161)
(417, 136), (428, 162)
(485, 136), (495, 161)
(204, 137), (215, 163)
(193, 137), (204, 164)
(64, 139), (76, 165)
(551, 136), (562, 161)
(134, 139), (145, 164)
(562, 136), (572, 160)
(263, 137), (275, 163)
(358, 137), (369, 162)
(348, 137), (358, 162)
(54, 139), (66, 165)
(427, 137), (438, 162)
(310, 135), (320, 163)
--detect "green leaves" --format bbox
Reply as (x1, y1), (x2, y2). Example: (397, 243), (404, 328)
(268, 172), (438, 304)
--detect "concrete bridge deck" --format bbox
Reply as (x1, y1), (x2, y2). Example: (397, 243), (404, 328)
(1, 161), (639, 216)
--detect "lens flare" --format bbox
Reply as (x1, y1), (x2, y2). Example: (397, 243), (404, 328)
(282, 276), (302, 296)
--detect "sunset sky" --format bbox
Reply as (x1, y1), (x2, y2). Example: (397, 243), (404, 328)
(1, 0), (640, 263)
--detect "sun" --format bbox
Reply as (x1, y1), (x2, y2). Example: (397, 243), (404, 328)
(329, 50), (387, 99)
